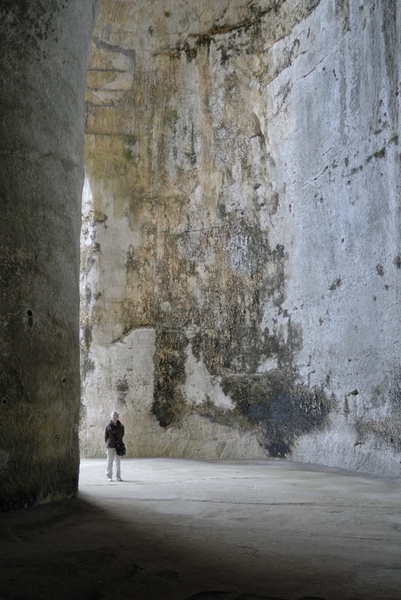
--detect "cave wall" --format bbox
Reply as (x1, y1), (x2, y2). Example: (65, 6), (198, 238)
(0, 0), (99, 510)
(81, 0), (401, 475)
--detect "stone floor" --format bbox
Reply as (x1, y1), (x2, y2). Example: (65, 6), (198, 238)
(1, 458), (401, 600)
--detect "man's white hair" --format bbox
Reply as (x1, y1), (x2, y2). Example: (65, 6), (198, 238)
(111, 410), (119, 418)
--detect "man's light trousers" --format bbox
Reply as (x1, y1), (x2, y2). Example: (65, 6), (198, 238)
(106, 448), (121, 480)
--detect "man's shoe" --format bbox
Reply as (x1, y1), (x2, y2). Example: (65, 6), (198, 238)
(108, 478), (112, 482)
(117, 478), (123, 482)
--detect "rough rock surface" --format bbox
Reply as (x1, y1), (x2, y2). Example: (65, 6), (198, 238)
(0, 0), (99, 510)
(81, 0), (401, 475)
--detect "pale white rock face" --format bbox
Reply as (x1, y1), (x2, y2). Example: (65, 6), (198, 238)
(80, 327), (264, 459)
(181, 344), (234, 410)
(80, 328), (156, 457)
(265, 1), (401, 472)
(81, 0), (401, 475)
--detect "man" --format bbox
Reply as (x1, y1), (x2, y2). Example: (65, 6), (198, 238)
(105, 410), (125, 482)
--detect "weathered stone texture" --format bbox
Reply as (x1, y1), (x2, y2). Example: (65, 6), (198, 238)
(81, 0), (401, 474)
(0, 0), (99, 509)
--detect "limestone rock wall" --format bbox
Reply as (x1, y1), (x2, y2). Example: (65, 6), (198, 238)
(0, 0), (99, 509)
(81, 0), (401, 475)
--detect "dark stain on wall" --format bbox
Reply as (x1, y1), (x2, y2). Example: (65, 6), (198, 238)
(150, 322), (333, 459)
(221, 370), (331, 457)
(115, 376), (129, 406)
(137, 207), (317, 447)
(85, 0), (327, 455)
(152, 329), (188, 427)
(335, 0), (350, 32)
(1, 0), (70, 62)
(163, 0), (322, 66)
(354, 370), (401, 453)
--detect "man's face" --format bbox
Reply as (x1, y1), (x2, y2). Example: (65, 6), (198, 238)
(112, 413), (119, 424)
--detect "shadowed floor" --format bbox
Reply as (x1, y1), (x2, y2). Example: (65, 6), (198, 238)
(1, 458), (401, 600)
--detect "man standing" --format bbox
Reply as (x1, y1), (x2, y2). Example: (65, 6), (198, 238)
(105, 411), (125, 482)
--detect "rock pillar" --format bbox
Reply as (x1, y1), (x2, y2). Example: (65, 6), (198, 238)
(0, 0), (99, 509)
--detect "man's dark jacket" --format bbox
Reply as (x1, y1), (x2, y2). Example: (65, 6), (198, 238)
(105, 420), (125, 448)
